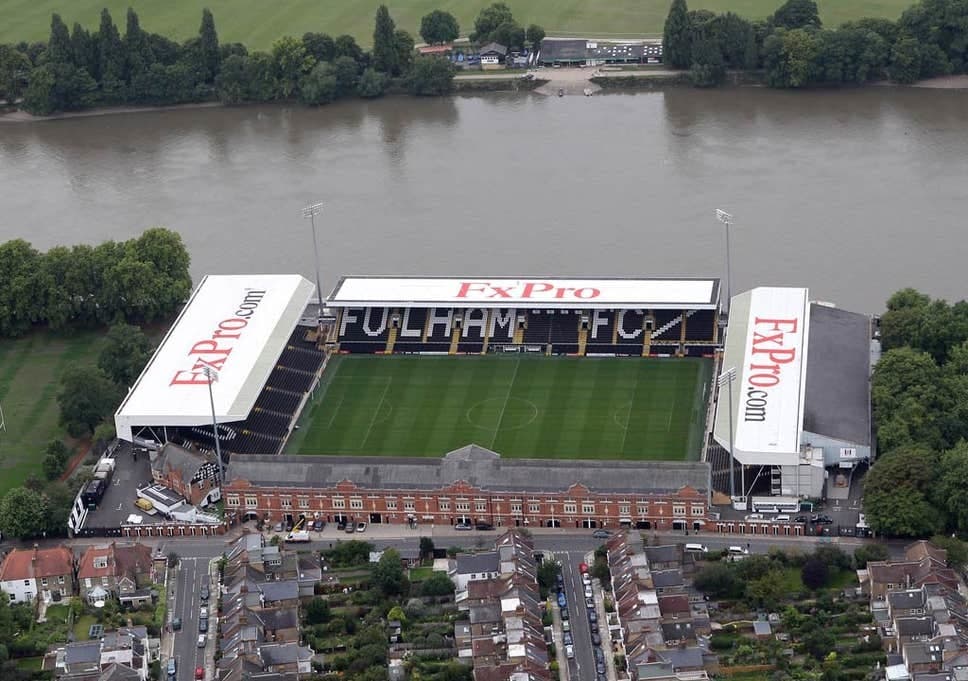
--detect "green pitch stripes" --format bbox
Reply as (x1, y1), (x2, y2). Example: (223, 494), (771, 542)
(290, 355), (711, 461)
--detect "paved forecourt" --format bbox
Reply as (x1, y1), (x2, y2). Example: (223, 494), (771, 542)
(290, 354), (711, 461)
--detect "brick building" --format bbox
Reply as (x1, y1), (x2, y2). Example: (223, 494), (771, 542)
(150, 442), (221, 507)
(223, 445), (711, 530)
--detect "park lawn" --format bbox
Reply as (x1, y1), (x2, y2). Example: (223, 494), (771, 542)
(290, 355), (711, 461)
(0, 331), (106, 496)
(0, 0), (915, 50)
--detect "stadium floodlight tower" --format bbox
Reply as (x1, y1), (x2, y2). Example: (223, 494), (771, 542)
(715, 209), (733, 316)
(199, 362), (226, 499)
(717, 366), (737, 502)
(302, 202), (325, 323)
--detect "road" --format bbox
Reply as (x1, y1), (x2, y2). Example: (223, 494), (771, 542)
(559, 551), (602, 681)
(169, 556), (210, 681)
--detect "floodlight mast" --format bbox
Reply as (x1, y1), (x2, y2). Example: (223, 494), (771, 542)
(302, 202), (325, 323)
(715, 209), (733, 316)
(200, 363), (225, 497)
(717, 367), (737, 501)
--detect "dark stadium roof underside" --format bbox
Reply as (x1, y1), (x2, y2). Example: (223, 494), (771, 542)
(327, 276), (721, 311)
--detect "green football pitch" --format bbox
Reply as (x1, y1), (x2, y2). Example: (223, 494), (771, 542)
(288, 355), (712, 461)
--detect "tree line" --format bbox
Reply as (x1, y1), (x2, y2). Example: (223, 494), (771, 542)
(663, 0), (968, 87)
(0, 227), (191, 336)
(0, 3), (546, 115)
(863, 289), (968, 537)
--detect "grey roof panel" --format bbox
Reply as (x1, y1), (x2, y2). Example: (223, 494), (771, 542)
(226, 445), (710, 495)
(803, 304), (872, 446)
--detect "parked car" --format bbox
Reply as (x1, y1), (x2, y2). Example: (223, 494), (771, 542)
(811, 514), (834, 525)
(579, 562), (589, 573)
(582, 573), (592, 585)
(595, 648), (605, 662)
(588, 610), (598, 623)
(592, 529), (611, 539)
(596, 660), (606, 675)
(171, 617), (181, 631)
(684, 543), (708, 554)
(356, 522), (367, 533)
(200, 584), (210, 601)
(344, 523), (356, 534)
(563, 632), (573, 645)
(455, 522), (472, 531)
(560, 608), (569, 621)
(166, 659), (176, 678)
(312, 519), (325, 531)
(199, 606), (207, 619)
(195, 666), (205, 680)
(198, 618), (208, 633)
(745, 513), (764, 521)
(793, 515), (809, 523)
(565, 644), (575, 659)
(591, 632), (602, 646)
(727, 546), (750, 557)
(585, 597), (595, 609)
(475, 522), (495, 531)
(556, 573), (564, 586)
(562, 619), (570, 632)
(590, 621), (599, 634)
(584, 585), (593, 599)
(197, 634), (206, 648)
(557, 593), (566, 608)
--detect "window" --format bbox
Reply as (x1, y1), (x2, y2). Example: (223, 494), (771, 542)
(529, 503), (540, 513)
(691, 505), (704, 516)
(101, 576), (109, 586)
(41, 578), (48, 587)
(245, 496), (257, 508)
(298, 497), (310, 509)
(226, 496), (240, 507)
(333, 498), (346, 509)
(673, 505), (686, 516)
(404, 500), (415, 511)
(456, 501), (470, 512)
(23, 580), (29, 586)
(475, 501), (487, 512)
(564, 503), (577, 515)
(85, 578), (92, 588)
(439, 500), (451, 512)
(281, 497), (293, 509)
(511, 503), (522, 514)
(93, 557), (108, 569)
(619, 505), (630, 516)
(58, 576), (65, 585)
(582, 503), (595, 515)
(350, 499), (364, 510)
(386, 498), (398, 511)
(637, 504), (649, 515)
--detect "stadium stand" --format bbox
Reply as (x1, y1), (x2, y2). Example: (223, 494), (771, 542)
(549, 310), (581, 353)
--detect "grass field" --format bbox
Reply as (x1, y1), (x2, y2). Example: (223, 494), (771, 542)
(0, 0), (915, 50)
(288, 355), (711, 461)
(0, 331), (105, 496)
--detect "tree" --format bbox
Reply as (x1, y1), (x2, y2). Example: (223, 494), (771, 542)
(663, 0), (693, 69)
(327, 540), (372, 567)
(357, 67), (388, 98)
(526, 24), (546, 49)
(854, 543), (890, 567)
(334, 35), (364, 64)
(243, 51), (275, 101)
(387, 605), (406, 623)
(215, 53), (247, 104)
(929, 535), (968, 570)
(693, 562), (741, 597)
(97, 8), (126, 101)
(936, 441), (968, 532)
(745, 569), (785, 609)
(167, 551), (179, 567)
(0, 487), (49, 539)
(372, 6), (399, 76)
(271, 36), (314, 99)
(302, 32), (335, 63)
(43, 482), (74, 536)
(591, 557), (611, 585)
(492, 21), (526, 50)
(99, 323), (152, 387)
(421, 11), (461, 45)
(406, 55), (455, 96)
(394, 30), (415, 75)
(0, 45), (31, 103)
(888, 37), (921, 83)
(43, 454), (65, 480)
(374, 549), (407, 597)
(763, 27), (821, 88)
(47, 14), (74, 65)
(22, 62), (97, 115)
(58, 366), (124, 437)
(715, 12), (757, 68)
(124, 8), (154, 83)
(771, 0), (821, 30)
(419, 571), (455, 596)
(419, 536), (435, 560)
(299, 62), (338, 105)
(471, 3), (515, 44)
(864, 446), (942, 536)
(332, 55), (361, 96)
(198, 8), (220, 83)
(304, 596), (331, 624)
(801, 558), (829, 590)
(0, 240), (42, 335)
(690, 28), (726, 87)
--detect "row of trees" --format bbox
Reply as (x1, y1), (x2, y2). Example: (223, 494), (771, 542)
(663, 0), (968, 87)
(863, 289), (968, 537)
(0, 227), (191, 337)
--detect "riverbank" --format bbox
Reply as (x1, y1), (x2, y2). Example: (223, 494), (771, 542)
(0, 100), (223, 124)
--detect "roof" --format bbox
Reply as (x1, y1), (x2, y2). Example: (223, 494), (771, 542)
(418, 44), (453, 54)
(479, 42), (507, 56)
(327, 276), (720, 311)
(753, 621), (773, 635)
(0, 546), (74, 581)
(258, 580), (299, 602)
(540, 38), (587, 61)
(896, 616), (935, 636)
(455, 552), (500, 575)
(644, 545), (681, 565)
(115, 274), (315, 441)
(151, 442), (213, 483)
(64, 641), (101, 665)
(802, 303), (872, 446)
(888, 589), (926, 610)
(714, 287), (810, 466)
(652, 570), (684, 588)
(99, 664), (142, 681)
(226, 444), (710, 495)
(78, 543), (152, 581)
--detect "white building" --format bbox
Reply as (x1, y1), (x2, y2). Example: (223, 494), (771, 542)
(449, 551), (500, 592)
(713, 287), (875, 499)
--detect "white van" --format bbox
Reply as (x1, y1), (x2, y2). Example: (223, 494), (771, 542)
(727, 546), (749, 558)
(774, 515), (791, 522)
(684, 543), (708, 554)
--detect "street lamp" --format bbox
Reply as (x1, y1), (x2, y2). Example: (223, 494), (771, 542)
(200, 362), (225, 499)
(302, 202), (325, 322)
(717, 367), (737, 502)
(715, 209), (733, 316)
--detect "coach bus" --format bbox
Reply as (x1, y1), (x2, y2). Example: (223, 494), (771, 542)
(750, 496), (800, 514)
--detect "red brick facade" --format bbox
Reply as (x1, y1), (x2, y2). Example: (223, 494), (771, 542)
(222, 478), (710, 530)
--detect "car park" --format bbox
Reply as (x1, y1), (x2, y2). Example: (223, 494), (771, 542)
(356, 522), (367, 532)
(592, 529), (611, 539)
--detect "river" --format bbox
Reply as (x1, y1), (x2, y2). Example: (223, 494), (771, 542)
(2, 86), (967, 313)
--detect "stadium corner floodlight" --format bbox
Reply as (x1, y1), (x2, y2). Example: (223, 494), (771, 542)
(717, 367), (737, 502)
(199, 361), (226, 495)
(715, 209), (733, 316)
(302, 202), (326, 321)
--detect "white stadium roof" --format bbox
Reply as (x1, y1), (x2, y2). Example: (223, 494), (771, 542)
(328, 276), (720, 310)
(115, 274), (315, 442)
(713, 287), (810, 467)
